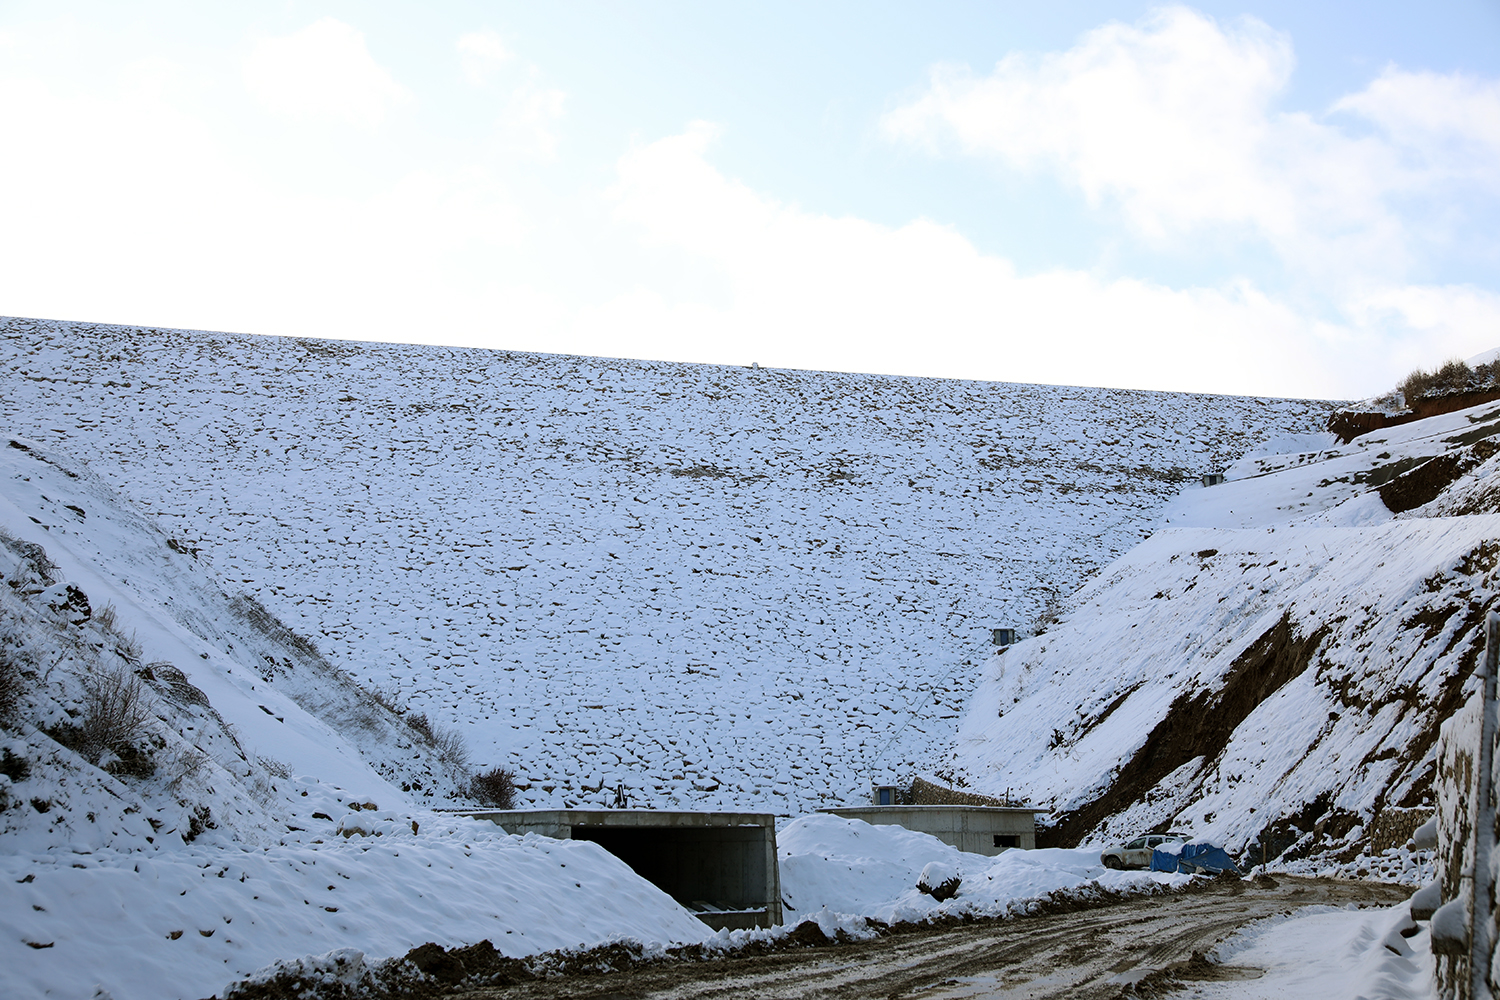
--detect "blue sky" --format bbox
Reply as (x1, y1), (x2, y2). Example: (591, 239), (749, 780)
(1, 2), (1497, 398)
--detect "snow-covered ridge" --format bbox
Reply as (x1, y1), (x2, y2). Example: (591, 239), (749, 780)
(0, 316), (1336, 812)
(953, 395), (1500, 865)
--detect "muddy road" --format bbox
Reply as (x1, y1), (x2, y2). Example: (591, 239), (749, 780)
(451, 876), (1409, 1000)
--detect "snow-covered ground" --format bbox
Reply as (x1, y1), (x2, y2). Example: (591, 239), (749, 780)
(0, 316), (1335, 812)
(953, 393), (1500, 864)
(1185, 904), (1433, 1000)
(777, 813), (1188, 926)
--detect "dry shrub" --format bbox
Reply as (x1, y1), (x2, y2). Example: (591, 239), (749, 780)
(55, 664), (154, 767)
(469, 767), (516, 808)
(405, 712), (470, 769)
(405, 712), (435, 742)
(161, 743), (209, 789)
(94, 602), (119, 634)
(1401, 358), (1500, 404)
(432, 725), (470, 770)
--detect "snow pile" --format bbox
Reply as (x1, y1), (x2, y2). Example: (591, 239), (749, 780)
(951, 394), (1500, 866)
(776, 814), (1188, 925)
(0, 435), (711, 1000)
(1196, 904), (1432, 1000)
(0, 316), (1335, 812)
(3, 812), (710, 1000)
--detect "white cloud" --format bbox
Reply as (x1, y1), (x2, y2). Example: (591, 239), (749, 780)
(598, 123), (1358, 396)
(499, 78), (567, 160)
(1333, 68), (1500, 184)
(880, 5), (1497, 288)
(243, 17), (412, 127)
(0, 61), (524, 345)
(454, 31), (566, 160)
(881, 8), (1302, 238)
(1350, 285), (1500, 372)
(457, 30), (512, 87)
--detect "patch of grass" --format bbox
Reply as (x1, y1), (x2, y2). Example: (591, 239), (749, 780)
(228, 593), (321, 661)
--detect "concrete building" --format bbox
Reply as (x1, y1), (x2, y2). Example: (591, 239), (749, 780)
(819, 805), (1040, 856)
(469, 809), (781, 930)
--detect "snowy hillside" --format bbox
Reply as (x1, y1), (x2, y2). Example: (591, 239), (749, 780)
(951, 394), (1500, 865)
(0, 433), (712, 1000)
(0, 316), (1335, 812)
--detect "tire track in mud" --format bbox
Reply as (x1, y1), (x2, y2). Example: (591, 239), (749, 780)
(449, 877), (1409, 1000)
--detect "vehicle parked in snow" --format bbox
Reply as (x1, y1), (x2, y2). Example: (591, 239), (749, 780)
(1100, 832), (1190, 869)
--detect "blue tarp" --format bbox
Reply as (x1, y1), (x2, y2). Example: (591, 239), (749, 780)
(1150, 842), (1241, 875)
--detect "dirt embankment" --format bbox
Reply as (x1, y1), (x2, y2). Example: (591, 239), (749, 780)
(1329, 390), (1500, 443)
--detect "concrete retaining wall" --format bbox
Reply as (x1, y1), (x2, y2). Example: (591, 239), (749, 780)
(819, 805), (1038, 855)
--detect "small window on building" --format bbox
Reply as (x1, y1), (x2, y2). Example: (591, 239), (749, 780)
(993, 834), (1020, 849)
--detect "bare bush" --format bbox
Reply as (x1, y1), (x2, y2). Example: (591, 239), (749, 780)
(405, 712), (434, 742)
(0, 644), (21, 723)
(161, 743), (209, 790)
(368, 684), (405, 716)
(1401, 358), (1500, 404)
(0, 527), (58, 585)
(113, 630), (143, 663)
(469, 767), (516, 808)
(1030, 591), (1065, 637)
(55, 664), (155, 767)
(432, 725), (470, 770)
(402, 710), (468, 768)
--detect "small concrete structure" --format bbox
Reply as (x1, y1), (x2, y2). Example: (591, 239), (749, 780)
(1202, 473), (1227, 487)
(991, 628), (1017, 646)
(820, 805), (1040, 856)
(470, 809), (781, 929)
